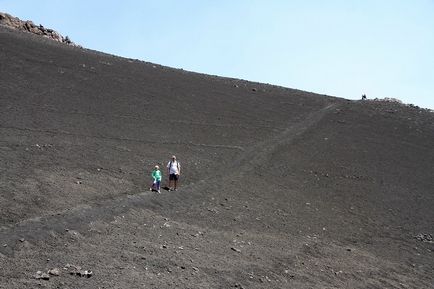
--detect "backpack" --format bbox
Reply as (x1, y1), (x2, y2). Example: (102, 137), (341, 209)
(169, 160), (180, 172)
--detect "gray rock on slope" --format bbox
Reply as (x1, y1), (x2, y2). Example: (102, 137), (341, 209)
(0, 12), (76, 45)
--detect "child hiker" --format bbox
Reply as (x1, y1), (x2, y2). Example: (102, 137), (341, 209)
(150, 165), (162, 193)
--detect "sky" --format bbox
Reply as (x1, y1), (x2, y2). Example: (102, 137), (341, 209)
(1, 0), (433, 109)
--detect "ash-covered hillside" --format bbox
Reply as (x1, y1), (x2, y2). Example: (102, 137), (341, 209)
(0, 18), (433, 289)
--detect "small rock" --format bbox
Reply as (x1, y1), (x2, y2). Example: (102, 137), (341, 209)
(41, 273), (50, 280)
(207, 208), (217, 213)
(48, 268), (60, 276)
(68, 266), (92, 278)
(35, 271), (50, 280)
(231, 247), (241, 253)
(19, 238), (25, 242)
(415, 233), (433, 243)
(82, 270), (93, 278)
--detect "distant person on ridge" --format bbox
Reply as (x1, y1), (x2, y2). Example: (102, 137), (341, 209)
(150, 165), (162, 193)
(167, 155), (181, 191)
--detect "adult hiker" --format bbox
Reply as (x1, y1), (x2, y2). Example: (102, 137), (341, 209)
(150, 165), (162, 193)
(167, 155), (181, 191)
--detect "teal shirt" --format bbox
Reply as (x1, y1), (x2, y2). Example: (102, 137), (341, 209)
(152, 169), (162, 181)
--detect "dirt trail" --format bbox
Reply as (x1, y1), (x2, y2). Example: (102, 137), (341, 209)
(0, 103), (338, 256)
(229, 102), (339, 173)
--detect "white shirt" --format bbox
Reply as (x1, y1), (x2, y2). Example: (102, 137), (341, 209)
(167, 160), (180, 174)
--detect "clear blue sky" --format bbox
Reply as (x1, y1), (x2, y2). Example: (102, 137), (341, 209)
(2, 0), (433, 109)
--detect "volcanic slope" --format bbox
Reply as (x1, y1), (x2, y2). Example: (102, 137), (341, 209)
(1, 26), (433, 289)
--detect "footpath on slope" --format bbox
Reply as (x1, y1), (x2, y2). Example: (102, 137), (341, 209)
(0, 102), (339, 257)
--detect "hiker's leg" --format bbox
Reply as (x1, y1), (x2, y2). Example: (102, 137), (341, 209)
(168, 174), (173, 190)
(174, 175), (179, 190)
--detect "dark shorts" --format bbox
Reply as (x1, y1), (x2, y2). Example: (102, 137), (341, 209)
(169, 173), (179, 181)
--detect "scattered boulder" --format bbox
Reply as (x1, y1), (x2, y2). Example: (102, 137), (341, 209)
(48, 268), (60, 276)
(35, 271), (50, 280)
(65, 264), (93, 278)
(415, 233), (433, 243)
(81, 270), (93, 278)
(231, 247), (241, 253)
